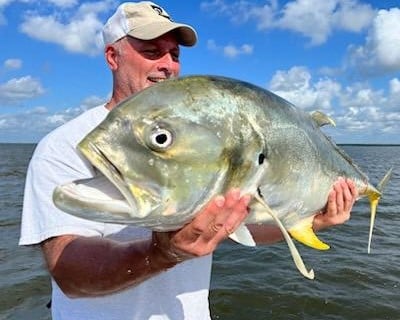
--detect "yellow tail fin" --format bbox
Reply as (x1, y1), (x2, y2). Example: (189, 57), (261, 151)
(367, 167), (393, 253)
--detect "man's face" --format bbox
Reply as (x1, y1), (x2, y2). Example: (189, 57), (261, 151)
(113, 33), (181, 96)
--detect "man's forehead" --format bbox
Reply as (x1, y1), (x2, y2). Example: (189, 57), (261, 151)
(127, 33), (179, 48)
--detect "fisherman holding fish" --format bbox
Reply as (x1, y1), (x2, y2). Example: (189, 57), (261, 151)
(19, 2), (358, 319)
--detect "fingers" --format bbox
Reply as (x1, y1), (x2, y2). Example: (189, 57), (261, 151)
(170, 189), (251, 256)
(326, 188), (338, 217)
(198, 189), (249, 244)
(315, 177), (358, 230)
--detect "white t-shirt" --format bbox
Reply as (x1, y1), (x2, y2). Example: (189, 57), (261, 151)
(19, 105), (213, 320)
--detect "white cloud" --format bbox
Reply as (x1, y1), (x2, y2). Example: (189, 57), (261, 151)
(277, 0), (374, 45)
(201, 0), (374, 45)
(0, 76), (45, 104)
(47, 0), (78, 8)
(277, 0), (337, 45)
(201, 0), (278, 26)
(388, 78), (400, 111)
(0, 0), (12, 25)
(267, 67), (400, 141)
(19, 0), (115, 55)
(4, 58), (22, 70)
(80, 94), (108, 109)
(223, 44), (253, 58)
(207, 39), (253, 58)
(389, 78), (400, 95)
(332, 0), (375, 32)
(347, 8), (400, 76)
(0, 93), (107, 141)
(269, 66), (341, 111)
(207, 39), (218, 51)
(20, 14), (102, 56)
(0, 0), (13, 5)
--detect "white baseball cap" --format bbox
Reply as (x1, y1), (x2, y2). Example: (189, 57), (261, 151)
(102, 1), (198, 46)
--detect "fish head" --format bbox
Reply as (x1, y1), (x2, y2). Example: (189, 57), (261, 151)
(53, 76), (265, 230)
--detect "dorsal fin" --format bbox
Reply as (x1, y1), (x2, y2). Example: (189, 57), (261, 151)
(311, 111), (336, 127)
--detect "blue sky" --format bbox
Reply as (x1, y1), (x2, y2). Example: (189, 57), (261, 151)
(0, 0), (399, 143)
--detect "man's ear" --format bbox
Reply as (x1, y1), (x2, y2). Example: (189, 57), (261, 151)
(105, 44), (119, 71)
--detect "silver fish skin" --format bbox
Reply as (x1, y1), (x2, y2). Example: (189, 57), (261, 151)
(54, 76), (266, 230)
(53, 75), (386, 261)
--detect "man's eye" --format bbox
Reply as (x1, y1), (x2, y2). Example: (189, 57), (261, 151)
(142, 50), (160, 59)
(171, 52), (180, 62)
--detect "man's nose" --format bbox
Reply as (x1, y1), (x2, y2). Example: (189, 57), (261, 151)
(157, 53), (177, 73)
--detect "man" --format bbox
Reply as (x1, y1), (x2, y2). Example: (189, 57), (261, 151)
(19, 2), (358, 319)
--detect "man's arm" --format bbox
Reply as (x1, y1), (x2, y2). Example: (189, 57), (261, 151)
(249, 177), (358, 244)
(41, 189), (251, 298)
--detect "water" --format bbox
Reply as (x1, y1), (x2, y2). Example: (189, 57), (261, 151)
(0, 144), (399, 320)
(0, 144), (51, 320)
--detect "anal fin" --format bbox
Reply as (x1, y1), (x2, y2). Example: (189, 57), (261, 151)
(289, 217), (330, 250)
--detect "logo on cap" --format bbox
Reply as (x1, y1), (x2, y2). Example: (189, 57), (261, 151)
(151, 4), (172, 21)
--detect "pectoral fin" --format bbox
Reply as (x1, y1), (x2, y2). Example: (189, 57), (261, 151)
(229, 223), (256, 247)
(289, 217), (330, 250)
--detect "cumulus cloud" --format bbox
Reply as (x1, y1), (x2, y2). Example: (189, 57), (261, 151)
(47, 0), (78, 8)
(3, 58), (22, 70)
(0, 76), (45, 105)
(224, 44), (253, 58)
(269, 66), (341, 111)
(277, 0), (374, 45)
(207, 39), (253, 58)
(347, 8), (400, 76)
(267, 66), (400, 141)
(19, 0), (115, 55)
(389, 78), (400, 95)
(201, 0), (375, 45)
(0, 93), (107, 141)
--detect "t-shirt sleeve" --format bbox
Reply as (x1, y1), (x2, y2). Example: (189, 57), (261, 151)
(19, 138), (106, 245)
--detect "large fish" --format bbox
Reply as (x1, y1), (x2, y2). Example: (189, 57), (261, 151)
(53, 75), (391, 279)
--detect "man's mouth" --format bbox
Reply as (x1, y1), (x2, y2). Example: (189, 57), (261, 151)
(148, 77), (167, 83)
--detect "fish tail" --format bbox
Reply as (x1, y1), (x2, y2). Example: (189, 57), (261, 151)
(367, 167), (393, 254)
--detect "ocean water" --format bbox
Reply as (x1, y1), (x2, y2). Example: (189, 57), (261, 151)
(0, 144), (399, 320)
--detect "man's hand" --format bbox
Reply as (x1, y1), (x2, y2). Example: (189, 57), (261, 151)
(249, 177), (359, 244)
(313, 177), (359, 231)
(156, 189), (251, 258)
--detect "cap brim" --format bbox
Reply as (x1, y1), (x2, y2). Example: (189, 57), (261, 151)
(127, 21), (197, 47)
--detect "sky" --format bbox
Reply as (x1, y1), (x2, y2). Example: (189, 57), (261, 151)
(0, 0), (399, 144)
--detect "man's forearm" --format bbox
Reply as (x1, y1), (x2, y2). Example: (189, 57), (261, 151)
(41, 233), (183, 298)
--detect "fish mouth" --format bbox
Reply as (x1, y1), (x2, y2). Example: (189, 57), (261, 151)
(54, 142), (162, 222)
(53, 175), (132, 220)
(86, 142), (163, 218)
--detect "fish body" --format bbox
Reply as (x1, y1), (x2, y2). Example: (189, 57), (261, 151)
(53, 75), (389, 278)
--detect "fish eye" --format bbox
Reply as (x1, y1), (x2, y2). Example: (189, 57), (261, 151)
(148, 127), (174, 151)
